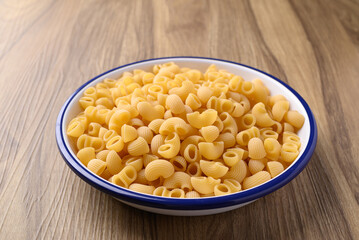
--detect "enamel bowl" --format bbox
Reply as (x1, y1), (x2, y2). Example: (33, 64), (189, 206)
(56, 57), (317, 216)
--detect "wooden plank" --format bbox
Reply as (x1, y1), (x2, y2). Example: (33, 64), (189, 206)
(0, 0), (357, 239)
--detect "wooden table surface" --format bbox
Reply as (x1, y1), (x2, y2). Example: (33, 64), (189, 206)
(1, 0), (358, 239)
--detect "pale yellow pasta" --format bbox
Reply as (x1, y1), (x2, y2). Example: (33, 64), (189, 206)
(212, 117), (224, 132)
(283, 122), (295, 133)
(106, 135), (124, 152)
(272, 121), (283, 134)
(252, 103), (275, 127)
(102, 130), (118, 143)
(242, 171), (271, 190)
(145, 160), (175, 181)
(83, 87), (97, 100)
(268, 94), (287, 108)
(115, 102), (139, 118)
(136, 126), (153, 144)
(166, 94), (186, 114)
(198, 141), (224, 160)
(129, 183), (155, 195)
(185, 191), (200, 198)
(168, 189), (186, 198)
(186, 162), (202, 177)
(163, 172), (192, 191)
(260, 128), (279, 140)
(228, 75), (244, 92)
(100, 168), (113, 180)
(185, 93), (202, 110)
(222, 148), (244, 167)
(248, 79), (269, 104)
(77, 134), (105, 152)
(197, 86), (214, 104)
(88, 122), (102, 136)
(240, 81), (255, 95)
(112, 165), (137, 188)
(153, 186), (170, 197)
(281, 143), (299, 163)
(150, 134), (165, 156)
(216, 133), (236, 149)
(76, 147), (95, 166)
(170, 156), (187, 171)
(236, 127), (260, 146)
(158, 143), (180, 159)
(168, 80), (195, 101)
(142, 154), (158, 167)
(180, 135), (204, 155)
(266, 161), (284, 178)
(96, 149), (110, 161)
(106, 150), (123, 175)
(231, 102), (245, 118)
(137, 101), (165, 121)
(87, 159), (107, 176)
(125, 157), (143, 172)
(220, 112), (238, 135)
(121, 124), (138, 143)
(134, 169), (149, 185)
(148, 119), (165, 134)
(200, 160), (229, 179)
(264, 138), (281, 161)
(237, 113), (256, 129)
(183, 144), (200, 162)
(223, 160), (247, 183)
(248, 158), (267, 175)
(214, 183), (231, 196)
(191, 176), (220, 195)
(95, 97), (114, 109)
(142, 72), (155, 85)
(272, 100), (289, 122)
(127, 137), (149, 156)
(67, 120), (85, 137)
(199, 126), (220, 143)
(163, 110), (173, 119)
(284, 110), (305, 129)
(108, 109), (131, 132)
(69, 115), (88, 131)
(227, 92), (251, 113)
(159, 117), (190, 137)
(248, 138), (266, 159)
(68, 63), (305, 197)
(186, 109), (218, 129)
(283, 132), (301, 149)
(223, 179), (241, 192)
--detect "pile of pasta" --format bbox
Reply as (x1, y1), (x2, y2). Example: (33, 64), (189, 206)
(67, 62), (305, 198)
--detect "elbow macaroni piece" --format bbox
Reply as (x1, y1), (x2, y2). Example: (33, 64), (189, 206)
(129, 183), (155, 195)
(163, 172), (192, 191)
(248, 138), (266, 159)
(76, 147), (95, 166)
(68, 63), (305, 197)
(200, 160), (229, 179)
(127, 137), (150, 156)
(186, 109), (218, 129)
(198, 141), (224, 160)
(145, 160), (175, 181)
(191, 176), (221, 195)
(112, 165), (137, 188)
(199, 126), (220, 142)
(242, 171), (271, 190)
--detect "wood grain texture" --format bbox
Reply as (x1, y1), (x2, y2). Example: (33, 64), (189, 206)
(0, 0), (358, 239)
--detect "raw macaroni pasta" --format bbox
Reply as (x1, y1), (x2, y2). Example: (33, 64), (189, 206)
(67, 62), (305, 198)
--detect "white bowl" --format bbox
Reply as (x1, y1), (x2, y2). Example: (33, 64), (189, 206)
(56, 57), (317, 216)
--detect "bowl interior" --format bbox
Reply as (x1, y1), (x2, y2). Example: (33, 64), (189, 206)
(62, 57), (311, 194)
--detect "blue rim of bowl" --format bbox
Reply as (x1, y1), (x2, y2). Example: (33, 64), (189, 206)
(56, 56), (317, 211)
